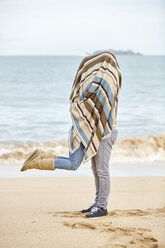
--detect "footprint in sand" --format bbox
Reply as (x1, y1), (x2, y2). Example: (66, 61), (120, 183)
(53, 211), (82, 218)
(51, 208), (163, 248)
(64, 222), (96, 230)
(62, 221), (158, 248)
(102, 227), (158, 248)
(59, 216), (158, 248)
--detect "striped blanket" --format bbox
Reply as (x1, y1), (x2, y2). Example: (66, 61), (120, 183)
(68, 51), (122, 163)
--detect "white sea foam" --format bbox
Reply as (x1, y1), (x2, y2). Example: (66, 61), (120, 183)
(0, 133), (165, 165)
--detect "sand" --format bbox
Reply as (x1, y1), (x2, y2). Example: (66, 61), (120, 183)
(0, 176), (165, 248)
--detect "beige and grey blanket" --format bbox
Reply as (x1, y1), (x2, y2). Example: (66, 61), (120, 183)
(68, 51), (122, 163)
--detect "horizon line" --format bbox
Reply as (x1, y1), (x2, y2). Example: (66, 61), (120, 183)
(0, 53), (165, 56)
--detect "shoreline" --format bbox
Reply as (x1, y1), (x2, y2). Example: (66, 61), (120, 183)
(0, 176), (165, 248)
(0, 162), (165, 178)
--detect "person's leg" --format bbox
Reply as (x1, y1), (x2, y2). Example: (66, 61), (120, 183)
(95, 128), (119, 210)
(91, 156), (99, 205)
(20, 142), (85, 172)
(81, 156), (99, 213)
(54, 142), (85, 170)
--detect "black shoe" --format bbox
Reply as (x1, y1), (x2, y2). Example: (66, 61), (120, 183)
(85, 206), (108, 218)
(81, 203), (96, 213)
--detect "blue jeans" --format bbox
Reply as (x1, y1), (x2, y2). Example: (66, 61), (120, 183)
(54, 142), (85, 170)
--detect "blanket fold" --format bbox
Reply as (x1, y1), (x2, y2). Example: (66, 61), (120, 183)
(68, 51), (122, 163)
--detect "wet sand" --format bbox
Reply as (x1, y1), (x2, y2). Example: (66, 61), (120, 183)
(0, 176), (165, 248)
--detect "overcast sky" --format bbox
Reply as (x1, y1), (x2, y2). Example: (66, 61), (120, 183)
(0, 0), (164, 55)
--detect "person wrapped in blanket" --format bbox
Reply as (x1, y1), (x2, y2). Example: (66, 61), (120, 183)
(21, 51), (122, 218)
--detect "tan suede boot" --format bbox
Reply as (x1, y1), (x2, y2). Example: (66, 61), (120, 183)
(21, 156), (55, 171)
(39, 150), (58, 160)
(23, 149), (40, 166)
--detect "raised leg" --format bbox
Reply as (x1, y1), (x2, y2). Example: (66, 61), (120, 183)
(54, 142), (85, 170)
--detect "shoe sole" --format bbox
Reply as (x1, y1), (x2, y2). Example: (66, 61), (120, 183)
(21, 149), (40, 171)
(85, 212), (108, 218)
(81, 209), (91, 213)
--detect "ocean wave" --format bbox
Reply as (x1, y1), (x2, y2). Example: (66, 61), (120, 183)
(0, 133), (165, 165)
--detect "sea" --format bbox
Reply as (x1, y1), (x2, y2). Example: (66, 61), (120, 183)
(0, 55), (165, 177)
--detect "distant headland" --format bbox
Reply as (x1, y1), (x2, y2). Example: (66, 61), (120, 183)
(86, 49), (142, 56)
